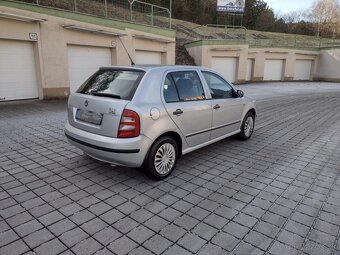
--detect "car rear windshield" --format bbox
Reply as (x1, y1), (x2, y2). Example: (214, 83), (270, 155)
(78, 69), (145, 100)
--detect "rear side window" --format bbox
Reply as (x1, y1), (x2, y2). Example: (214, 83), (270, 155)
(163, 75), (180, 103)
(163, 71), (205, 102)
(78, 69), (145, 100)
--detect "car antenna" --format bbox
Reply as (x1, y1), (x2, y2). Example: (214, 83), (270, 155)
(118, 37), (135, 66)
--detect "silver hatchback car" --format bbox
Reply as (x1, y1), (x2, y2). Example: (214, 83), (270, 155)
(65, 65), (256, 179)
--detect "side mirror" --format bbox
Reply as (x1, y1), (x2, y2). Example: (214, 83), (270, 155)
(237, 90), (244, 98)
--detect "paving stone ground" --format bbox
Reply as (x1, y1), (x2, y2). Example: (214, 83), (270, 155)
(1, 84), (340, 255)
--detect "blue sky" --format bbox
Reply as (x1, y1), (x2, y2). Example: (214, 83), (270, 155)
(265, 0), (315, 14)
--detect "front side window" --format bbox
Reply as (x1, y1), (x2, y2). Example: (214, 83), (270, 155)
(78, 69), (145, 100)
(202, 72), (235, 99)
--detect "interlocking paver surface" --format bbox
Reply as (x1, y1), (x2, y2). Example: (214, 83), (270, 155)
(1, 83), (340, 255)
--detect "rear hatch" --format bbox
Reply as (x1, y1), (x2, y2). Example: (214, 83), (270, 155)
(68, 68), (145, 138)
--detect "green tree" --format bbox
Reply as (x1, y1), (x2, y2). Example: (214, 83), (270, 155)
(191, 0), (203, 23)
(243, 0), (274, 30)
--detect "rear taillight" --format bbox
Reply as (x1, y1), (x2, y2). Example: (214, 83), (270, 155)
(117, 109), (140, 138)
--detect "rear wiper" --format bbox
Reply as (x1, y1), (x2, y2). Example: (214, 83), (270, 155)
(91, 92), (121, 99)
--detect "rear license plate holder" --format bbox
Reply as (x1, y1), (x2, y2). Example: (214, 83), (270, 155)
(76, 109), (103, 125)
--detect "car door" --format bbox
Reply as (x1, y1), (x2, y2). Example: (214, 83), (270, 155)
(201, 71), (244, 140)
(162, 70), (212, 147)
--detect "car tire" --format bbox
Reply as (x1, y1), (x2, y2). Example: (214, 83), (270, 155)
(238, 112), (255, 140)
(144, 136), (178, 180)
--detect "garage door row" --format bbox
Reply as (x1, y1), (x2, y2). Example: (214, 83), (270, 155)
(263, 59), (313, 81)
(0, 41), (314, 101)
(0, 40), (162, 101)
(211, 57), (313, 83)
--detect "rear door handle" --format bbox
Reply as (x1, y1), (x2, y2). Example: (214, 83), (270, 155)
(173, 109), (183, 116)
(213, 104), (221, 110)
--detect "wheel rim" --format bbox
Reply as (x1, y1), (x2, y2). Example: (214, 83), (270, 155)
(154, 143), (176, 175)
(244, 116), (254, 137)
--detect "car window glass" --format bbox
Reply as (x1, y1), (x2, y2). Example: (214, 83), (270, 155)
(170, 71), (205, 101)
(163, 75), (180, 103)
(78, 70), (144, 100)
(202, 72), (235, 99)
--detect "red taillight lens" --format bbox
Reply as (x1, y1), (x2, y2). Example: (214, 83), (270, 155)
(118, 109), (140, 138)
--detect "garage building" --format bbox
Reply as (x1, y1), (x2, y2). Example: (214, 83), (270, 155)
(0, 1), (176, 101)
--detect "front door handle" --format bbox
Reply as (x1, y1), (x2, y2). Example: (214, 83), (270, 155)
(173, 109), (183, 116)
(213, 104), (221, 110)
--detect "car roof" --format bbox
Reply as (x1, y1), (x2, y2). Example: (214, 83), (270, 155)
(99, 65), (210, 72)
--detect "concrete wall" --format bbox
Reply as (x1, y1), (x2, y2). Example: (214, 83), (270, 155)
(186, 41), (320, 84)
(315, 48), (340, 82)
(0, 2), (175, 99)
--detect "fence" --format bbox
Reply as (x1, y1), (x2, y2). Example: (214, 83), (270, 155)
(180, 24), (340, 49)
(194, 24), (247, 40)
(248, 35), (340, 49)
(8, 0), (172, 28)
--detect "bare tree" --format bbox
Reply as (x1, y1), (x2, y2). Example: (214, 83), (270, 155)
(308, 0), (340, 37)
(279, 10), (305, 33)
(281, 10), (304, 24)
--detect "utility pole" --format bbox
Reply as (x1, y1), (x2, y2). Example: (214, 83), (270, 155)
(170, 0), (172, 29)
(170, 0), (172, 15)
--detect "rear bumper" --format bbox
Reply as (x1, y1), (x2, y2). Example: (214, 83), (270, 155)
(65, 121), (152, 167)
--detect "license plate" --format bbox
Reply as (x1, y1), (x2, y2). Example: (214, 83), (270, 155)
(76, 109), (103, 125)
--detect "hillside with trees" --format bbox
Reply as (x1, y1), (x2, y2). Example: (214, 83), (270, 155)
(145, 0), (340, 38)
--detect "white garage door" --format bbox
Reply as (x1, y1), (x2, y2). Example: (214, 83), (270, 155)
(294, 60), (313, 80)
(264, 59), (284, 81)
(0, 40), (39, 101)
(246, 59), (254, 81)
(68, 45), (112, 93)
(135, 51), (162, 65)
(211, 57), (237, 83)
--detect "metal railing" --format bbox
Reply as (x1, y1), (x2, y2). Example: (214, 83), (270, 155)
(185, 24), (247, 41)
(179, 23), (340, 49)
(9, 0), (172, 28)
(248, 35), (340, 49)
